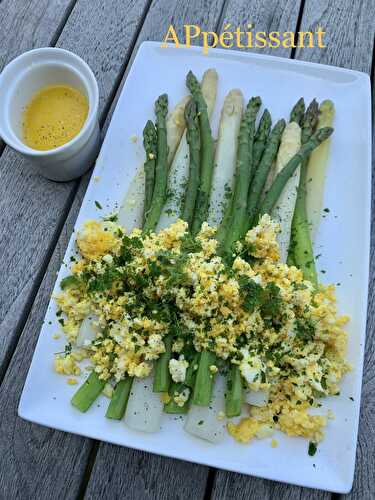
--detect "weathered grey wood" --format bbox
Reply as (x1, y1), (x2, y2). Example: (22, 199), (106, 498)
(218, 0), (302, 56)
(0, 0), (75, 70)
(297, 4), (375, 500)
(295, 0), (375, 73)
(0, 0), (150, 498)
(85, 1), (227, 497)
(0, 181), (92, 500)
(212, 473), (329, 500)
(0, 0), (150, 380)
(85, 445), (208, 500)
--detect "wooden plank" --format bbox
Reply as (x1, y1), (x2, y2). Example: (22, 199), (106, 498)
(213, 473), (328, 500)
(84, 1), (226, 498)
(0, 182), (92, 500)
(85, 445), (208, 500)
(0, 1), (151, 498)
(295, 0), (375, 73)
(297, 4), (375, 500)
(0, 0), (75, 70)
(0, 0), (150, 379)
(218, 0), (302, 56)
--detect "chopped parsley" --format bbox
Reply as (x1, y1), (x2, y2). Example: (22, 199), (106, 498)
(295, 318), (316, 343)
(308, 442), (317, 456)
(94, 200), (103, 209)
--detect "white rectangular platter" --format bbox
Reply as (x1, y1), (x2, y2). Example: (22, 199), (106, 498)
(19, 41), (372, 493)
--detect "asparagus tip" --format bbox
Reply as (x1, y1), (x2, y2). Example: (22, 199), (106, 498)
(155, 93), (168, 116)
(186, 70), (200, 93)
(184, 98), (198, 125)
(315, 126), (334, 143)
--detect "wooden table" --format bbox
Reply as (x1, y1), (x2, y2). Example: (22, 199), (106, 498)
(0, 1), (374, 498)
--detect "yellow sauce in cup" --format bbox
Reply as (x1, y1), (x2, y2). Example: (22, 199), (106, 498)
(23, 84), (89, 151)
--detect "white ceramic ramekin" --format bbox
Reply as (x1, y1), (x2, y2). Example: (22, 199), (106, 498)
(0, 48), (100, 181)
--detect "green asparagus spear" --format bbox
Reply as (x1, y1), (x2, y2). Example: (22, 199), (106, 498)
(181, 99), (201, 227)
(142, 120), (157, 225)
(287, 100), (318, 265)
(164, 353), (199, 413)
(225, 364), (243, 417)
(186, 71), (215, 236)
(257, 127), (333, 221)
(221, 97), (261, 252)
(105, 377), (133, 419)
(290, 97), (305, 125)
(301, 99), (319, 144)
(185, 353), (200, 388)
(253, 109), (272, 171)
(288, 100), (320, 285)
(246, 119), (286, 228)
(164, 383), (190, 414)
(71, 371), (105, 412)
(215, 191), (234, 247)
(143, 94), (169, 232)
(290, 204), (317, 285)
(192, 351), (217, 406)
(153, 334), (173, 392)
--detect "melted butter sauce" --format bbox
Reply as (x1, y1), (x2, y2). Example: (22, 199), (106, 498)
(23, 84), (89, 151)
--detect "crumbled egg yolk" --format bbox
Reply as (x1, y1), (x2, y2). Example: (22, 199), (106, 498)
(77, 220), (121, 260)
(54, 215), (350, 445)
(54, 354), (81, 375)
(228, 418), (260, 443)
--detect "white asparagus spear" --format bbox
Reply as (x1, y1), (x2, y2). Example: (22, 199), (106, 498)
(305, 100), (335, 243)
(272, 122), (301, 263)
(167, 96), (190, 165)
(124, 375), (164, 433)
(156, 69), (218, 231)
(207, 89), (243, 227)
(245, 389), (269, 407)
(117, 94), (190, 231)
(76, 314), (101, 348)
(184, 374), (227, 443)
